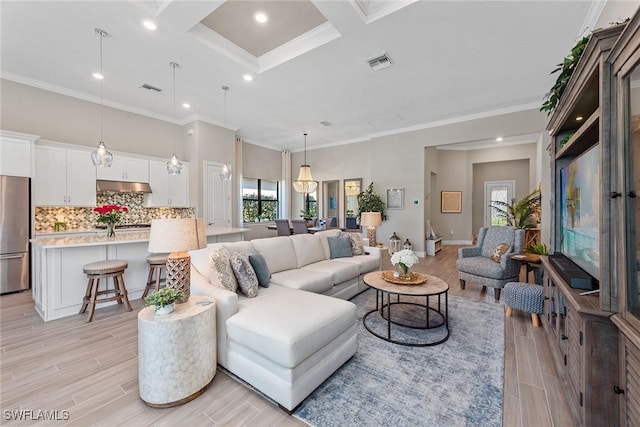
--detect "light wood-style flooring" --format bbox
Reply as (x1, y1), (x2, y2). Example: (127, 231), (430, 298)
(0, 246), (573, 426)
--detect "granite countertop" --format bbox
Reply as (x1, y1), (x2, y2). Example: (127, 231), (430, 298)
(31, 227), (248, 249)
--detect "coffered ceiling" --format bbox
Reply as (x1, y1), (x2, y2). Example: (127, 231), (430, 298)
(0, 1), (609, 151)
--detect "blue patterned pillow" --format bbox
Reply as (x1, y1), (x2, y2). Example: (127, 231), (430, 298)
(249, 253), (271, 287)
(328, 236), (353, 259)
(230, 254), (259, 297)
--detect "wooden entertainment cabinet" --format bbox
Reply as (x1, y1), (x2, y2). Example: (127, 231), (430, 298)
(545, 11), (640, 425)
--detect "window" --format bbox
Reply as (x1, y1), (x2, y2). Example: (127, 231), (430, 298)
(242, 178), (278, 222)
(301, 192), (317, 218)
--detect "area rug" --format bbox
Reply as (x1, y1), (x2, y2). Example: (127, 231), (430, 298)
(294, 289), (504, 427)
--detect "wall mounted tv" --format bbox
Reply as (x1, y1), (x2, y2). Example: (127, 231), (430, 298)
(559, 143), (600, 283)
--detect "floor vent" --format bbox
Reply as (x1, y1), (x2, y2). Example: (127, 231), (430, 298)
(367, 53), (393, 71)
(140, 83), (162, 92)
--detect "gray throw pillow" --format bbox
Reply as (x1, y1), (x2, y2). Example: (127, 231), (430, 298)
(248, 253), (271, 287)
(208, 247), (238, 292)
(328, 236), (353, 259)
(229, 254), (259, 298)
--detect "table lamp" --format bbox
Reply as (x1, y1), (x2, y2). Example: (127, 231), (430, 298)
(360, 212), (382, 247)
(148, 218), (206, 302)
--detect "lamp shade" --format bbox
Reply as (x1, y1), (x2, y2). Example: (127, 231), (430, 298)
(360, 212), (382, 227)
(293, 165), (318, 193)
(148, 218), (206, 253)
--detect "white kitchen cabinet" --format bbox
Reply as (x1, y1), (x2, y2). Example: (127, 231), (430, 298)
(96, 156), (149, 182)
(0, 131), (36, 177)
(34, 145), (96, 206)
(145, 160), (189, 207)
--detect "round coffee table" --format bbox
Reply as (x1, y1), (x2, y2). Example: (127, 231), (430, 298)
(363, 271), (449, 346)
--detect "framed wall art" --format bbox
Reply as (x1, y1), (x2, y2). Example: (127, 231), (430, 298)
(387, 188), (404, 209)
(441, 191), (462, 213)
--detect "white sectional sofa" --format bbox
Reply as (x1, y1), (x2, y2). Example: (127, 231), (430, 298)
(189, 230), (381, 411)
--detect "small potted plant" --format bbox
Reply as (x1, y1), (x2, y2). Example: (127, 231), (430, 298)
(144, 288), (184, 315)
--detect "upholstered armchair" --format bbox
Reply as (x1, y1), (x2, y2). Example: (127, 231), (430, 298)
(456, 226), (525, 301)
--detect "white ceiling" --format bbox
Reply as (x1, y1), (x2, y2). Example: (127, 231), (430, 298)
(1, 1), (602, 151)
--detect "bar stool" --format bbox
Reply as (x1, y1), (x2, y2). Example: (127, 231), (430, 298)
(80, 260), (132, 322)
(142, 253), (168, 298)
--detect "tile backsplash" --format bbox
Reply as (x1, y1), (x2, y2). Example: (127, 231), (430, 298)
(35, 193), (194, 233)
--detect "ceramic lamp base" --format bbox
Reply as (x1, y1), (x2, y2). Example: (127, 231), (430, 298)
(367, 227), (377, 247)
(166, 252), (190, 303)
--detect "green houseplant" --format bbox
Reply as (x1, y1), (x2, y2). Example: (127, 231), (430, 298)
(527, 242), (549, 255)
(490, 188), (541, 229)
(144, 288), (185, 315)
(357, 182), (386, 221)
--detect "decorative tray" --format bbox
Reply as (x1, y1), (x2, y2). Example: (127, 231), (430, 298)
(381, 270), (428, 285)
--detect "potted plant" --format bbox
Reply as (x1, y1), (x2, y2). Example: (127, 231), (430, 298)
(357, 183), (386, 221)
(490, 188), (541, 229)
(144, 288), (184, 315)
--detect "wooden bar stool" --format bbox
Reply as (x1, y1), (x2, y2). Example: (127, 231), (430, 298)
(142, 253), (168, 298)
(80, 260), (132, 322)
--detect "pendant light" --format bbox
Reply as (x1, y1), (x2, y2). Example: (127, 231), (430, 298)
(167, 62), (183, 175)
(90, 28), (113, 167)
(219, 85), (232, 181)
(293, 133), (318, 193)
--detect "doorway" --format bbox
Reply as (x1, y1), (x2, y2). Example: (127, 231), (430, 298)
(204, 161), (231, 227)
(484, 180), (514, 227)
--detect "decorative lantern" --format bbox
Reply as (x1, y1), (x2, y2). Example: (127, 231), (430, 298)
(403, 239), (412, 250)
(389, 232), (401, 255)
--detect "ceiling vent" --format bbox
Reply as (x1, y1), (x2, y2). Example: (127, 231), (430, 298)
(140, 83), (162, 92)
(367, 53), (393, 71)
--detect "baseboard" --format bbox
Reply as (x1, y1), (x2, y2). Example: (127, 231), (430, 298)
(444, 240), (472, 245)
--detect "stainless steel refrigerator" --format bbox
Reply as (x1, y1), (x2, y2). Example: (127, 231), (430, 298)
(0, 175), (30, 294)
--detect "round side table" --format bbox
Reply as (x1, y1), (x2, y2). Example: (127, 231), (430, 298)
(138, 295), (216, 407)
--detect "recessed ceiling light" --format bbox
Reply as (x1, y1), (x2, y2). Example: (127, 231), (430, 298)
(92, 72), (104, 80)
(182, 103), (191, 109)
(575, 116), (584, 121)
(496, 137), (503, 142)
(254, 11), (268, 24)
(243, 74), (253, 81)
(143, 20), (157, 31)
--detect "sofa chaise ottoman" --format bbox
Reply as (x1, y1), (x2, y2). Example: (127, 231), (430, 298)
(189, 231), (381, 411)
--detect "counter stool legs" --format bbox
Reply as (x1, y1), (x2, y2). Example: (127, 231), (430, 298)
(142, 254), (168, 299)
(81, 260), (131, 323)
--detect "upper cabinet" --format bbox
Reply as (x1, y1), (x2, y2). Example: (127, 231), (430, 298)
(145, 160), (189, 207)
(34, 145), (96, 206)
(0, 131), (37, 177)
(96, 156), (149, 183)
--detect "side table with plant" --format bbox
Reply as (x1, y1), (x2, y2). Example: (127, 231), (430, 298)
(144, 288), (185, 315)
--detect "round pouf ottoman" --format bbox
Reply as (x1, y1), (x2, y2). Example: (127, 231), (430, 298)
(504, 281), (544, 327)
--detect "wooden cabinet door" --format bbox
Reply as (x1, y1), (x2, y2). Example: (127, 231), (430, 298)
(66, 149), (96, 206)
(565, 303), (583, 415)
(620, 335), (640, 427)
(146, 160), (169, 206)
(33, 145), (66, 206)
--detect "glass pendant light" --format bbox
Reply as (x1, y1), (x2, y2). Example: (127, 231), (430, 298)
(91, 28), (113, 167)
(167, 62), (183, 175)
(293, 133), (318, 193)
(219, 85), (232, 181)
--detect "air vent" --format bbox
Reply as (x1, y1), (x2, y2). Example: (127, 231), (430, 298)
(367, 53), (393, 71)
(320, 121), (332, 127)
(140, 83), (162, 92)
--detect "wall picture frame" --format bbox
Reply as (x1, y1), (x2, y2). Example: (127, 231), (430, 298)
(387, 188), (404, 209)
(441, 191), (462, 213)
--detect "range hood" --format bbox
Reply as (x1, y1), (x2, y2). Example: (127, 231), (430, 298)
(96, 180), (152, 193)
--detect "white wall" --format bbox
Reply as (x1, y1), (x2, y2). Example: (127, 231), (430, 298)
(1, 79), (236, 221)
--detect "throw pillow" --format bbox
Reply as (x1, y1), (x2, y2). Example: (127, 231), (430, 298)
(491, 243), (511, 262)
(248, 253), (271, 288)
(328, 236), (353, 259)
(230, 254), (259, 298)
(341, 231), (365, 255)
(208, 247), (238, 292)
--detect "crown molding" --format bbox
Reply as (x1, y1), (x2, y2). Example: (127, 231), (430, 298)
(350, 0), (418, 25)
(579, 1), (607, 37)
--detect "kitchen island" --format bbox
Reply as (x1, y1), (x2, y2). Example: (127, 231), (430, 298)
(31, 227), (247, 321)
